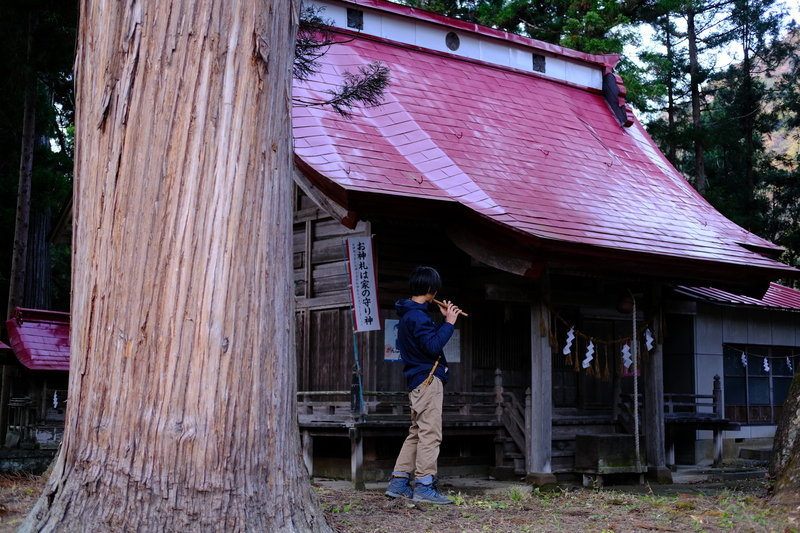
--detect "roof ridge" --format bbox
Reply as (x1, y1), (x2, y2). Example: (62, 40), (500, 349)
(336, 0), (621, 68)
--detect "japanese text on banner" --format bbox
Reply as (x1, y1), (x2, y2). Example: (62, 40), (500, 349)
(346, 237), (381, 332)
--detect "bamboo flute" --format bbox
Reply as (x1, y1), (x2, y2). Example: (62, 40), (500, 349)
(433, 299), (469, 317)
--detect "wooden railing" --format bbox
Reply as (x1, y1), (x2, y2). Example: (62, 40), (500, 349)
(618, 375), (739, 465)
(297, 369), (529, 464)
(297, 390), (506, 420)
(664, 375), (723, 419)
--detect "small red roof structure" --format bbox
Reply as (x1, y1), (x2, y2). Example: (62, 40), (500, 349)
(293, 0), (797, 294)
(6, 308), (70, 372)
(675, 283), (800, 311)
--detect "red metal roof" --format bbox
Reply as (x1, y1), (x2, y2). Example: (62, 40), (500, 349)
(292, 2), (797, 285)
(6, 308), (70, 372)
(674, 283), (800, 311)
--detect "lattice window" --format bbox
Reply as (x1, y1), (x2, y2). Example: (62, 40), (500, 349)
(723, 344), (799, 424)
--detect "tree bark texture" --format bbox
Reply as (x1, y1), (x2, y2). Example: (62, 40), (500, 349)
(771, 373), (800, 503)
(21, 0), (330, 531)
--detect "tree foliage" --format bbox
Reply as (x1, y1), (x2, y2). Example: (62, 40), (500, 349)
(697, 0), (793, 229)
(293, 5), (390, 116)
(0, 0), (76, 313)
(634, 0), (800, 270)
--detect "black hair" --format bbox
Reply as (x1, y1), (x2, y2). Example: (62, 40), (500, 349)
(409, 266), (442, 296)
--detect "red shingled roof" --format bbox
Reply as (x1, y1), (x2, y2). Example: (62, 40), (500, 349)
(293, 0), (797, 288)
(6, 308), (70, 372)
(675, 284), (800, 311)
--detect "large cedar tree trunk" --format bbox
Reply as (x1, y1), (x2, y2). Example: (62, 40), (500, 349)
(771, 374), (800, 502)
(20, 0), (330, 531)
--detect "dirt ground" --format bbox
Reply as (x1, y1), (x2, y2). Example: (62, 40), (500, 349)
(316, 477), (800, 533)
(0, 473), (797, 532)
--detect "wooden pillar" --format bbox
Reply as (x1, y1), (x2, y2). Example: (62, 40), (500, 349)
(666, 426), (675, 467)
(712, 375), (724, 465)
(494, 368), (504, 419)
(713, 428), (723, 466)
(525, 387), (532, 473)
(301, 430), (313, 477)
(495, 428), (505, 468)
(643, 328), (665, 467)
(350, 427), (365, 490)
(526, 295), (557, 489)
(643, 286), (672, 483)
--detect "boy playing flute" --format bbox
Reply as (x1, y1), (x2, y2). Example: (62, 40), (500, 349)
(385, 266), (461, 504)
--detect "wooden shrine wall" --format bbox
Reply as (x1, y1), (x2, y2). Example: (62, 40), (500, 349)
(293, 188), (372, 393)
(293, 186), (500, 395)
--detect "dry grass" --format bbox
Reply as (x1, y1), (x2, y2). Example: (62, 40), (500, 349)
(0, 473), (45, 532)
(316, 479), (800, 533)
(0, 473), (797, 532)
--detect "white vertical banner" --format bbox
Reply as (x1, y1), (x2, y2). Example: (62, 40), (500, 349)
(346, 236), (381, 332)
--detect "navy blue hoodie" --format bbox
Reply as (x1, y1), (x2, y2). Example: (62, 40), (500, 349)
(395, 298), (452, 391)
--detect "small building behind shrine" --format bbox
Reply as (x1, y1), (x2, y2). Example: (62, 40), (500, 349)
(4, 307), (69, 449)
(0, 308), (69, 472)
(664, 284), (800, 465)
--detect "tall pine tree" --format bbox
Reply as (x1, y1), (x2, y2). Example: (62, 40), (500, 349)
(703, 0), (794, 231)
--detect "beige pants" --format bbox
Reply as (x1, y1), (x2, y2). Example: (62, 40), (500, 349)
(393, 376), (443, 480)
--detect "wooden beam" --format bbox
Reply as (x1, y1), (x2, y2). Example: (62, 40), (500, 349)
(295, 293), (350, 310)
(292, 165), (351, 223)
(447, 228), (545, 278)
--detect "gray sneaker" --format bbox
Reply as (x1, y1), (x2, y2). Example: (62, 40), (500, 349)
(412, 482), (452, 504)
(385, 476), (413, 499)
